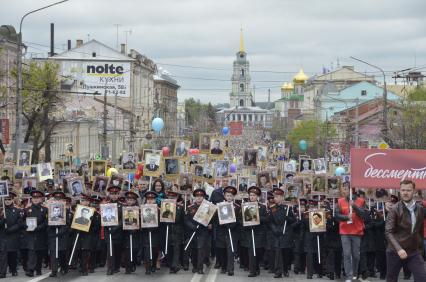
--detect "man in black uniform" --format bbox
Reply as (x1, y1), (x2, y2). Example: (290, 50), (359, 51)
(162, 190), (185, 274)
(185, 189), (212, 274)
(0, 191), (24, 278)
(122, 191), (140, 274)
(142, 191), (160, 275)
(25, 190), (48, 277)
(47, 190), (71, 277)
(215, 186), (240, 276)
(105, 186), (123, 275)
(270, 187), (295, 278)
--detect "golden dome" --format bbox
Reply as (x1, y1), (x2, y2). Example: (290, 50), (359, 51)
(293, 69), (308, 83)
(281, 82), (294, 91)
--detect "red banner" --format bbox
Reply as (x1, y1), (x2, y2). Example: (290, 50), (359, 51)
(0, 119), (9, 145)
(350, 148), (426, 189)
(229, 121), (243, 136)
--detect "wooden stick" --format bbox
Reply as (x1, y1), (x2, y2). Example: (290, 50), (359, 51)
(130, 234), (133, 262)
(282, 205), (290, 234)
(228, 228), (234, 253)
(165, 225), (169, 255)
(68, 233), (79, 266)
(184, 225), (199, 251)
(251, 228), (256, 257)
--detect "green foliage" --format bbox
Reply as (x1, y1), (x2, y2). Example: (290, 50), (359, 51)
(408, 87), (426, 101)
(287, 119), (337, 157)
(184, 98), (217, 132)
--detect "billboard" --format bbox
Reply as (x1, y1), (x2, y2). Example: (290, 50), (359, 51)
(62, 61), (131, 97)
(229, 121), (243, 136)
(350, 148), (426, 189)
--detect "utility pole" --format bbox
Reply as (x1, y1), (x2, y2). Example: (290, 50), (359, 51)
(350, 56), (388, 142)
(355, 98), (359, 147)
(14, 0), (69, 161)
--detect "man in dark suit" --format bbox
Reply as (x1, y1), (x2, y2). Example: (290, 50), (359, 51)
(161, 203), (174, 220)
(75, 208), (90, 225)
(145, 157), (159, 172)
(124, 210), (138, 226)
(123, 153), (136, 169)
(175, 141), (187, 156)
(102, 207), (116, 223)
(210, 140), (223, 154)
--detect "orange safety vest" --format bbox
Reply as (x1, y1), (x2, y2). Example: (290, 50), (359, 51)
(338, 197), (365, 236)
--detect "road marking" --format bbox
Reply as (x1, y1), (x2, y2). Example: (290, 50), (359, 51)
(27, 272), (51, 282)
(206, 268), (218, 282)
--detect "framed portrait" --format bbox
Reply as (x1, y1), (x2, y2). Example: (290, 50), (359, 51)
(238, 176), (249, 193)
(109, 173), (124, 189)
(229, 177), (237, 188)
(217, 202), (236, 225)
(257, 171), (271, 189)
(174, 140), (190, 158)
(214, 160), (229, 178)
(1, 167), (12, 181)
(199, 133), (213, 153)
(92, 176), (110, 193)
(209, 138), (224, 157)
(202, 162), (214, 180)
(48, 201), (66, 226)
(22, 177), (37, 195)
(284, 172), (295, 185)
(90, 160), (106, 180)
(123, 206), (140, 230)
(71, 204), (95, 232)
(144, 152), (163, 177)
(259, 189), (268, 205)
(313, 158), (327, 174)
(299, 158), (314, 174)
(18, 150), (32, 166)
(193, 200), (216, 227)
(327, 177), (341, 198)
(179, 173), (193, 192)
(57, 169), (67, 182)
(309, 209), (326, 232)
(242, 202), (260, 227)
(285, 184), (300, 200)
(26, 217), (37, 231)
(312, 175), (326, 195)
(141, 204), (159, 228)
(3, 152), (14, 165)
(68, 177), (84, 197)
(37, 163), (52, 182)
(164, 158), (179, 176)
(341, 174), (350, 184)
(0, 180), (9, 197)
(160, 199), (176, 223)
(14, 166), (29, 181)
(65, 143), (74, 156)
(254, 145), (267, 162)
(100, 203), (119, 227)
(243, 149), (257, 167)
(193, 164), (204, 178)
(122, 152), (137, 170)
(29, 165), (38, 177)
(53, 160), (65, 173)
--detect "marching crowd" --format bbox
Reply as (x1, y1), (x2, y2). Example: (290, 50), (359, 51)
(0, 175), (425, 282)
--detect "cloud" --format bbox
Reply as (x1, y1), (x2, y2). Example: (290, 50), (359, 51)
(2, 0), (425, 103)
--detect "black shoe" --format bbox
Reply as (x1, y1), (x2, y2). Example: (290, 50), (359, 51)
(198, 270), (204, 275)
(25, 272), (34, 277)
(11, 272), (17, 277)
(336, 274), (341, 279)
(49, 272), (57, 277)
(214, 262), (220, 269)
(221, 269), (226, 274)
(283, 271), (289, 277)
(125, 270), (131, 274)
(294, 269), (299, 274)
(114, 269), (120, 273)
(183, 266), (189, 271)
(89, 269), (94, 273)
(228, 271), (234, 276)
(169, 267), (180, 274)
(327, 273), (334, 280)
(274, 273), (282, 278)
(380, 275), (386, 280)
(82, 272), (88, 276)
(317, 274), (323, 278)
(0, 275), (5, 279)
(307, 275), (313, 279)
(106, 269), (113, 275)
(192, 268), (197, 273)
(248, 272), (257, 277)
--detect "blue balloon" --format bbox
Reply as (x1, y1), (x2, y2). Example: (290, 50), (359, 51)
(299, 140), (308, 151)
(222, 126), (229, 135)
(152, 117), (164, 133)
(335, 166), (345, 176)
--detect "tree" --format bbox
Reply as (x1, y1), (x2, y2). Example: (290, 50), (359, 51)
(408, 86), (426, 101)
(287, 119), (337, 157)
(20, 61), (63, 163)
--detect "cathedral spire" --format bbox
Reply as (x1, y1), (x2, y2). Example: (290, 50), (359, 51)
(239, 28), (245, 53)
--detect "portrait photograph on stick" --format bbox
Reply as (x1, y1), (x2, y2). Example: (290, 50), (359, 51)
(193, 199), (216, 227)
(71, 204), (95, 232)
(18, 150), (32, 166)
(243, 149), (257, 167)
(217, 201), (236, 225)
(48, 201), (66, 226)
(122, 206), (140, 230)
(68, 177), (84, 197)
(160, 199), (176, 223)
(309, 209), (327, 232)
(37, 162), (52, 182)
(242, 202), (260, 227)
(92, 176), (110, 193)
(144, 152), (162, 177)
(141, 204), (159, 228)
(0, 180), (9, 197)
(100, 203), (119, 227)
(174, 140), (190, 158)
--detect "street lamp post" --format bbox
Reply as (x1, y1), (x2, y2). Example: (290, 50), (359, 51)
(14, 0), (69, 161)
(350, 56), (388, 142)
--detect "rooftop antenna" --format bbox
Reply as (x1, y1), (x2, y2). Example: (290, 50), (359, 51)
(114, 24), (121, 50)
(124, 30), (132, 54)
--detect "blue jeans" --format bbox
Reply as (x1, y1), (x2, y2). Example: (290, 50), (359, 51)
(340, 235), (361, 279)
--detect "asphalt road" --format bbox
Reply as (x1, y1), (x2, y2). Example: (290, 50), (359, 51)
(9, 261), (410, 282)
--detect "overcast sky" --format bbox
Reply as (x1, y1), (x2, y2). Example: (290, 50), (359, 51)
(2, 0), (426, 104)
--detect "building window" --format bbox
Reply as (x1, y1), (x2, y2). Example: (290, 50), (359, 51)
(240, 83), (244, 92)
(240, 99), (244, 107)
(92, 52), (96, 57)
(361, 90), (367, 96)
(241, 68), (244, 77)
